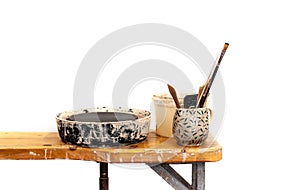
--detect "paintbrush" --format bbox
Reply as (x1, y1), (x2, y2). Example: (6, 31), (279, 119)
(196, 55), (219, 103)
(196, 43), (229, 108)
(167, 84), (181, 108)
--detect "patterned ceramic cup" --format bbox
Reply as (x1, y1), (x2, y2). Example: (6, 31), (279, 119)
(172, 107), (211, 146)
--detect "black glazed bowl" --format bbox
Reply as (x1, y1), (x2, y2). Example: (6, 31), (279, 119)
(56, 107), (151, 147)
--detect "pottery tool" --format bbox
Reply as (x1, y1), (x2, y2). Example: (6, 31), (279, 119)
(167, 84), (181, 108)
(196, 81), (209, 105)
(183, 94), (198, 108)
(196, 43), (229, 108)
(187, 82), (208, 109)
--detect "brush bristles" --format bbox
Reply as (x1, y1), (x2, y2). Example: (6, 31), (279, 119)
(223, 43), (229, 51)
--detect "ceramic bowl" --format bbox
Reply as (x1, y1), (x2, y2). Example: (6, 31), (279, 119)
(172, 107), (211, 146)
(56, 107), (151, 147)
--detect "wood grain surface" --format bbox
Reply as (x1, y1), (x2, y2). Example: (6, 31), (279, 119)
(0, 131), (222, 163)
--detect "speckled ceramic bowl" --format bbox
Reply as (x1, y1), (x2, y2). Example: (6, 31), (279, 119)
(56, 107), (151, 147)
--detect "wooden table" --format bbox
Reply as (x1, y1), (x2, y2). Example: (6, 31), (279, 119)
(0, 131), (222, 190)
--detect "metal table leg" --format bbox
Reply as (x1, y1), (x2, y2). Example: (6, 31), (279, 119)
(148, 162), (205, 190)
(99, 162), (109, 190)
(98, 162), (205, 190)
(148, 163), (205, 190)
(148, 163), (191, 190)
(192, 162), (205, 190)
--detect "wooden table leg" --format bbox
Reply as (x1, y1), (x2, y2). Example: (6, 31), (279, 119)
(192, 162), (205, 190)
(99, 162), (109, 190)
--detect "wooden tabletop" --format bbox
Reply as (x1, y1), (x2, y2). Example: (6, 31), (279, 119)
(0, 131), (222, 163)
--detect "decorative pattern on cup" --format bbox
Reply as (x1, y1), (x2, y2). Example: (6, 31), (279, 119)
(172, 107), (210, 146)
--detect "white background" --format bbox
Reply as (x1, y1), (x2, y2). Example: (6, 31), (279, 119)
(1, 0), (300, 189)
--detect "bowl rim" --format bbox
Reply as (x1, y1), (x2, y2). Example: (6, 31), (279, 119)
(56, 107), (151, 125)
